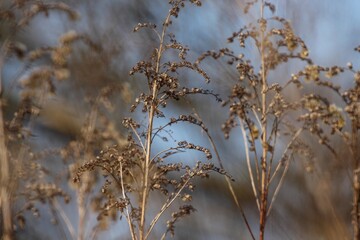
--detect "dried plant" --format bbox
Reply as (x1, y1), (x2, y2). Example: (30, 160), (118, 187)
(195, 1), (360, 239)
(197, 1), (317, 239)
(0, 1), (100, 239)
(295, 53), (360, 239)
(2, 0), (360, 239)
(0, 1), (77, 239)
(74, 1), (226, 240)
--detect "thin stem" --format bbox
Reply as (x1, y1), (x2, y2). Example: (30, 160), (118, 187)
(239, 118), (260, 211)
(53, 199), (77, 240)
(269, 128), (302, 184)
(139, 11), (171, 240)
(351, 120), (360, 240)
(120, 160), (137, 240)
(145, 177), (191, 240)
(252, 107), (262, 128)
(49, 200), (68, 240)
(0, 39), (13, 240)
(130, 124), (146, 154)
(244, 116), (261, 185)
(77, 107), (98, 240)
(0, 99), (13, 240)
(191, 110), (255, 240)
(259, 1), (268, 239)
(267, 153), (293, 217)
(151, 147), (184, 163)
(267, 117), (280, 182)
(160, 232), (166, 240)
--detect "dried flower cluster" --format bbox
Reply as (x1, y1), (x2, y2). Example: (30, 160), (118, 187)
(0, 1), (106, 239)
(1, 0), (360, 240)
(202, 1), (360, 239)
(73, 1), (227, 239)
(296, 54), (360, 239)
(197, 1), (326, 239)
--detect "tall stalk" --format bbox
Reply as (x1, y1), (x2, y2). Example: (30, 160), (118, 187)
(0, 40), (13, 240)
(211, 1), (314, 238)
(139, 12), (170, 240)
(259, 0), (268, 238)
(352, 119), (360, 240)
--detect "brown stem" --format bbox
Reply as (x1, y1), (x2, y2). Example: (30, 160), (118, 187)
(352, 170), (360, 240)
(259, 1), (268, 239)
(78, 105), (98, 240)
(352, 120), (360, 240)
(0, 40), (13, 240)
(0, 100), (13, 240)
(139, 83), (157, 240)
(139, 12), (171, 240)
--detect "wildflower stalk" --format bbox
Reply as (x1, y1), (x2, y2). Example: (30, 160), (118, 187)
(77, 106), (98, 240)
(0, 40), (13, 240)
(259, 1), (268, 239)
(352, 119), (360, 240)
(139, 11), (171, 240)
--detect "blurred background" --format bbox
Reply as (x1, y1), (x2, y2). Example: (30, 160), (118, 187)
(1, 0), (360, 239)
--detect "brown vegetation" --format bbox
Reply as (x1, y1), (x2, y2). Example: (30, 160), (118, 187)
(0, 0), (359, 239)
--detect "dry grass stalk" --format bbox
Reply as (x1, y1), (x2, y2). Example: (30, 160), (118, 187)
(1, 0), (360, 239)
(75, 1), (227, 239)
(197, 1), (314, 238)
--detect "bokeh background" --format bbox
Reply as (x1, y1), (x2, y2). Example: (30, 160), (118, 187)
(2, 0), (360, 239)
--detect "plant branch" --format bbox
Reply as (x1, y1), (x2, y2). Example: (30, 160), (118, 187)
(0, 39), (13, 240)
(139, 11), (171, 240)
(239, 117), (260, 211)
(191, 110), (255, 240)
(145, 177), (191, 240)
(259, 1), (268, 239)
(120, 159), (137, 240)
